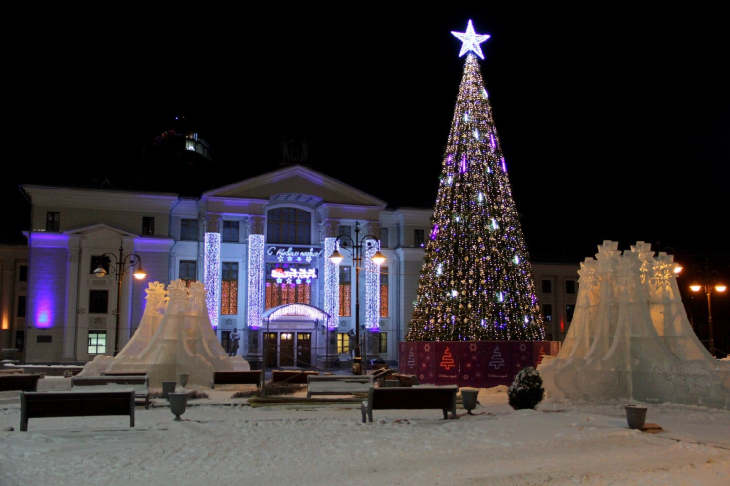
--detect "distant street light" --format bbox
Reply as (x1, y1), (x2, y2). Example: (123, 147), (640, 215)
(689, 258), (726, 357)
(330, 221), (385, 375)
(93, 240), (146, 356)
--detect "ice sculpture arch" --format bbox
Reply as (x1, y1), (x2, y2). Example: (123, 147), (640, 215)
(78, 280), (250, 387)
(538, 241), (730, 409)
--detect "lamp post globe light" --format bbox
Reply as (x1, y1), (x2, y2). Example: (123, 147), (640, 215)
(329, 221), (385, 375)
(689, 258), (727, 358)
(93, 240), (147, 356)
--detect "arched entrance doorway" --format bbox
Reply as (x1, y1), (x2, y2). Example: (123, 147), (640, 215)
(261, 304), (334, 369)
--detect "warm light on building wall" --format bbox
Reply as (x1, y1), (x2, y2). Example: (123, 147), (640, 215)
(247, 235), (265, 330)
(204, 232), (221, 328)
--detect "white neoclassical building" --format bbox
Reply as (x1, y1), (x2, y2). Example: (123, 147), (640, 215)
(16, 165), (435, 368)
(7, 164), (579, 367)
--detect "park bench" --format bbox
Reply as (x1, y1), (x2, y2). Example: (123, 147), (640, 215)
(0, 373), (40, 392)
(71, 375), (150, 409)
(270, 370), (318, 384)
(100, 371), (148, 376)
(211, 370), (263, 389)
(360, 385), (459, 423)
(0, 368), (25, 375)
(368, 367), (396, 386)
(306, 374), (374, 398)
(20, 389), (135, 431)
(393, 374), (420, 387)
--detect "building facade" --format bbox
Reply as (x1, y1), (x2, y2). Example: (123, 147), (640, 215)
(10, 165), (579, 366)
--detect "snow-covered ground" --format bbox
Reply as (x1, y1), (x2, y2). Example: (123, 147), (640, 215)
(1, 378), (728, 486)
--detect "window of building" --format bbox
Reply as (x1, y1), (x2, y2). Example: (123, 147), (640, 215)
(565, 280), (577, 294)
(15, 331), (24, 351)
(222, 221), (239, 242)
(265, 263), (311, 309)
(221, 262), (238, 315)
(339, 266), (351, 317)
(541, 279), (552, 294)
(17, 295), (26, 318)
(179, 260), (197, 286)
(46, 212), (60, 232)
(380, 266), (389, 317)
(566, 304), (576, 322)
(89, 290), (109, 314)
(88, 330), (107, 355)
(380, 228), (389, 249)
(338, 225), (351, 247)
(142, 217), (155, 236)
(266, 208), (311, 245)
(541, 303), (553, 322)
(337, 333), (351, 354)
(378, 332), (387, 353)
(19, 265), (28, 282)
(414, 229), (425, 247)
(181, 218), (198, 241)
(91, 255), (110, 275)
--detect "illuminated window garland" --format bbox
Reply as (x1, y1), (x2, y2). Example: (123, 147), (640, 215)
(266, 304), (328, 322)
(247, 234), (265, 330)
(204, 232), (220, 328)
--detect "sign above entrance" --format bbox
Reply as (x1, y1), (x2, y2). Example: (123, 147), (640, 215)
(267, 246), (323, 263)
(271, 267), (318, 284)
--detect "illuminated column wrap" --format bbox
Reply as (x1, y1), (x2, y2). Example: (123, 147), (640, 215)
(204, 232), (221, 328)
(364, 243), (381, 331)
(324, 237), (339, 330)
(247, 234), (265, 330)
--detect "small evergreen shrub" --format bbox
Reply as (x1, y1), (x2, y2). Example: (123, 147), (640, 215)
(507, 366), (545, 410)
(149, 389), (209, 399)
(187, 390), (209, 399)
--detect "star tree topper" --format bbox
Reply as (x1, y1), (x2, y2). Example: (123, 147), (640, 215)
(451, 20), (490, 59)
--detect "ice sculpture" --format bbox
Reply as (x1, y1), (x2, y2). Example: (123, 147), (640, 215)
(78, 279), (250, 387)
(538, 241), (730, 409)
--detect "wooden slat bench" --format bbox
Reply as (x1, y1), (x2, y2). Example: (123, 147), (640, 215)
(307, 375), (374, 398)
(368, 367), (397, 386)
(271, 370), (318, 384)
(360, 385), (459, 423)
(393, 374), (420, 387)
(0, 368), (25, 375)
(211, 370), (263, 389)
(0, 373), (40, 392)
(71, 375), (150, 409)
(100, 371), (148, 376)
(20, 389), (135, 431)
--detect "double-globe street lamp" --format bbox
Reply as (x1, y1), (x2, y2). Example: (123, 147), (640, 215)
(93, 241), (147, 356)
(329, 222), (385, 375)
(689, 258), (727, 357)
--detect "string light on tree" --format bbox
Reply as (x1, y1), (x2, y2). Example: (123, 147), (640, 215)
(406, 20), (545, 343)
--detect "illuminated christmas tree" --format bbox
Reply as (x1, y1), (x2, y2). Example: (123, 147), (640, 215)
(406, 20), (545, 342)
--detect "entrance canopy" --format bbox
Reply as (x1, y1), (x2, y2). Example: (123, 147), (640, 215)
(261, 304), (332, 328)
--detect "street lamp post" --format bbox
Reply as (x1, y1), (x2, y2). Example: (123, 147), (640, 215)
(689, 258), (727, 358)
(329, 222), (385, 375)
(93, 240), (147, 356)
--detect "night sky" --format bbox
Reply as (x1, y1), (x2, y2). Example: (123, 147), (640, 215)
(5, 6), (728, 264)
